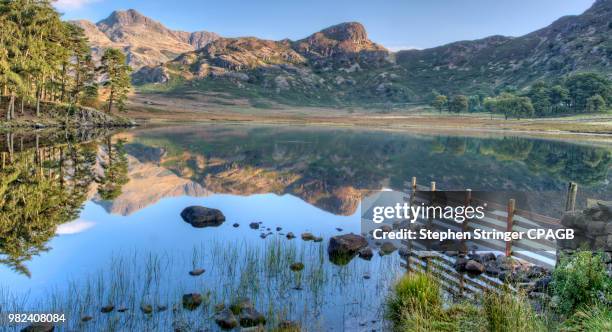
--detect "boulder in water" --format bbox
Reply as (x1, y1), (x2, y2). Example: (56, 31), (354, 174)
(328, 233), (368, 265)
(239, 307), (266, 327)
(215, 308), (238, 329)
(20, 323), (54, 332)
(182, 293), (202, 310)
(180, 206), (225, 228)
(328, 234), (367, 256)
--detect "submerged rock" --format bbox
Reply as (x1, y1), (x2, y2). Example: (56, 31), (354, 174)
(379, 242), (397, 255)
(229, 297), (253, 314)
(180, 206), (225, 228)
(278, 320), (300, 330)
(358, 247), (373, 260)
(81, 316), (93, 322)
(101, 305), (114, 313)
(189, 268), (205, 276)
(215, 308), (238, 329)
(233, 223), (240, 228)
(290, 262), (305, 271)
(239, 307), (266, 327)
(301, 233), (315, 241)
(249, 222), (260, 229)
(182, 293), (202, 310)
(140, 304), (153, 314)
(286, 232), (296, 239)
(21, 323), (54, 332)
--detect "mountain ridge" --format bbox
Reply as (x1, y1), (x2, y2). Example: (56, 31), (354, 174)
(71, 9), (220, 69)
(84, 1), (611, 106)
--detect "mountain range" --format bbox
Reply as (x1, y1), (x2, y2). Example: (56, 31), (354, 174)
(76, 0), (612, 107)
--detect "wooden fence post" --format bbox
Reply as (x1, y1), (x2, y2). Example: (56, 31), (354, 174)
(505, 199), (516, 257)
(565, 182), (578, 212)
(457, 189), (472, 256)
(462, 189), (472, 232)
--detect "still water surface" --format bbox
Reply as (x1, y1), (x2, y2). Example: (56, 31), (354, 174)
(0, 124), (609, 330)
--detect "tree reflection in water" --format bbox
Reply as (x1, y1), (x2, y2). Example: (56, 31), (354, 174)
(0, 132), (128, 276)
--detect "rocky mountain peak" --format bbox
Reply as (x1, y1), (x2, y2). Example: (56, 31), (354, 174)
(293, 22), (389, 68)
(76, 9), (219, 69)
(318, 22), (369, 44)
(97, 9), (152, 28)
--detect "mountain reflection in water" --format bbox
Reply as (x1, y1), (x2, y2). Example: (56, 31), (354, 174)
(0, 124), (610, 277)
(112, 125), (610, 216)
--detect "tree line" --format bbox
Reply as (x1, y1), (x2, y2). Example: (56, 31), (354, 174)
(0, 0), (132, 121)
(431, 72), (611, 119)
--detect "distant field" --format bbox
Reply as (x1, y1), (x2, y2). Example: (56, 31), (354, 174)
(126, 92), (612, 142)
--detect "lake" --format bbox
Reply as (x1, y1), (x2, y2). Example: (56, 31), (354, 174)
(0, 124), (610, 331)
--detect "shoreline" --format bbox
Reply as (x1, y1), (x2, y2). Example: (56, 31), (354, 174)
(0, 104), (136, 132)
(3, 98), (611, 144)
(125, 99), (612, 144)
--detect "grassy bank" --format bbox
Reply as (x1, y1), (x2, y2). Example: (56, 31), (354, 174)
(386, 251), (611, 331)
(126, 94), (612, 139)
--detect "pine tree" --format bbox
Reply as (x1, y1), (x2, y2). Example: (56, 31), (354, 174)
(0, 0), (101, 121)
(99, 48), (132, 113)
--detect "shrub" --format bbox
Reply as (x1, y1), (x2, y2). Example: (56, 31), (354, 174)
(552, 251), (610, 316)
(483, 290), (546, 332)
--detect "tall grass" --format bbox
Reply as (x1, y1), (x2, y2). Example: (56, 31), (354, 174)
(386, 273), (546, 332)
(560, 303), (612, 332)
(483, 289), (545, 332)
(387, 272), (441, 320)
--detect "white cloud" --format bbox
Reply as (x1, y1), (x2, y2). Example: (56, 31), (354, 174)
(55, 0), (99, 10)
(56, 219), (95, 235)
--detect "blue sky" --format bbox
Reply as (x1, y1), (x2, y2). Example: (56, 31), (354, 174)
(56, 0), (596, 50)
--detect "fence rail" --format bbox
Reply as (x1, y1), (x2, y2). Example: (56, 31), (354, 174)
(399, 176), (574, 271)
